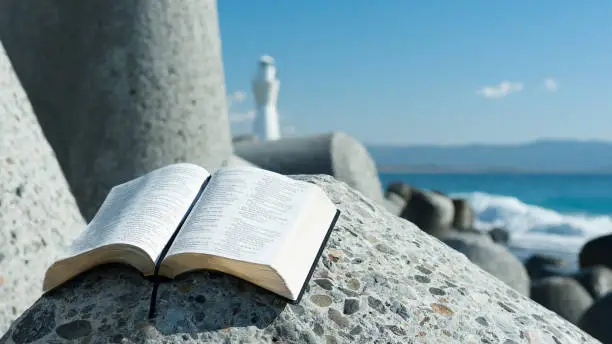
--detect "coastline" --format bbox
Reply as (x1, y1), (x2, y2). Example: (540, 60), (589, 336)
(377, 165), (612, 175)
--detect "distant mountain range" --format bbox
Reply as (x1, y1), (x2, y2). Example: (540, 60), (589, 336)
(367, 139), (612, 173)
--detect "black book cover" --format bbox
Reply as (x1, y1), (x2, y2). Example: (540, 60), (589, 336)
(289, 208), (341, 305)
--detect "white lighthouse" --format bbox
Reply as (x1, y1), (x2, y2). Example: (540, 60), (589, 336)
(252, 55), (281, 141)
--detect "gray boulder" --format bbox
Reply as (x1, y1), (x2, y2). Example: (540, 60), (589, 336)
(400, 189), (454, 238)
(385, 182), (412, 200)
(524, 254), (568, 280)
(451, 199), (474, 231)
(571, 266), (612, 300)
(440, 229), (493, 244)
(383, 182), (410, 216)
(579, 293), (612, 343)
(219, 155), (258, 169)
(67, 0), (233, 220)
(443, 235), (530, 296)
(525, 258), (612, 301)
(382, 193), (406, 217)
(530, 277), (593, 325)
(488, 227), (510, 245)
(1, 175), (597, 343)
(579, 234), (612, 270)
(235, 132), (384, 205)
(232, 134), (260, 144)
(0, 42), (85, 333)
(0, 0), (80, 173)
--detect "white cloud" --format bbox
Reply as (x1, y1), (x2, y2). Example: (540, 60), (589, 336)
(227, 90), (247, 106)
(227, 90), (253, 124)
(544, 78), (559, 92)
(477, 81), (523, 99)
(229, 110), (255, 123)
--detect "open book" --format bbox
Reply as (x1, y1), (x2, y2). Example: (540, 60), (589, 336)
(43, 164), (339, 310)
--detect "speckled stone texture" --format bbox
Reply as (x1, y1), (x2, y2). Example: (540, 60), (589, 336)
(67, 0), (233, 220)
(0, 43), (85, 333)
(0, 0), (80, 173)
(1, 175), (598, 343)
(235, 132), (384, 205)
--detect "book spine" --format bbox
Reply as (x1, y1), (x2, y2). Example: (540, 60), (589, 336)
(148, 175), (212, 319)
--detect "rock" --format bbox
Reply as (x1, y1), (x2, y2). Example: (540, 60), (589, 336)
(524, 254), (567, 280)
(451, 199), (474, 231)
(488, 227), (510, 245)
(400, 189), (454, 238)
(235, 132), (384, 205)
(578, 292), (612, 343)
(571, 266), (612, 300)
(0, 0), (80, 174)
(67, 0), (233, 220)
(342, 298), (360, 315)
(385, 181), (412, 200)
(0, 42), (85, 333)
(440, 229), (493, 244)
(2, 175), (598, 344)
(442, 235), (530, 296)
(530, 277), (593, 325)
(219, 155), (258, 169)
(383, 182), (410, 216)
(579, 234), (612, 270)
(232, 134), (260, 144)
(383, 182), (410, 215)
(382, 193), (406, 216)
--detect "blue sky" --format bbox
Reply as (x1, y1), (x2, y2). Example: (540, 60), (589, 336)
(218, 1), (612, 145)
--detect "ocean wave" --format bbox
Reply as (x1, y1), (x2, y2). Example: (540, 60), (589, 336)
(451, 191), (612, 264)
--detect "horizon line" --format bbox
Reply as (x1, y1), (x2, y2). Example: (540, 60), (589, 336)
(365, 138), (612, 148)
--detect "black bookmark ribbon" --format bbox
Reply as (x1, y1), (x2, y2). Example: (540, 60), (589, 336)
(148, 176), (211, 319)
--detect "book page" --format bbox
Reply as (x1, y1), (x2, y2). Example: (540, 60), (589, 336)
(166, 167), (313, 265)
(65, 163), (209, 262)
(271, 187), (338, 299)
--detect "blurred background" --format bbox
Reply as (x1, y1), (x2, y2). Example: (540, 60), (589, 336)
(219, 0), (612, 266)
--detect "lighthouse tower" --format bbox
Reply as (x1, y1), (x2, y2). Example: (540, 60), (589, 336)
(252, 55), (281, 141)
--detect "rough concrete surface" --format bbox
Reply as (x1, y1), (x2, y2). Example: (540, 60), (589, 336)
(67, 0), (234, 220)
(1, 175), (598, 343)
(0, 42), (85, 333)
(0, 0), (81, 173)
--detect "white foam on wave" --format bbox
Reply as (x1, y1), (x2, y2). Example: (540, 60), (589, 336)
(451, 191), (612, 266)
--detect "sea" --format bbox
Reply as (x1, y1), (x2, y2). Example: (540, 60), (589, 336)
(379, 172), (612, 270)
